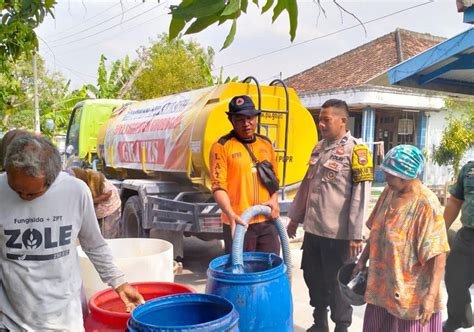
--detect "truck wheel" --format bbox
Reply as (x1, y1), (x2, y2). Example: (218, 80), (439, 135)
(122, 196), (149, 238)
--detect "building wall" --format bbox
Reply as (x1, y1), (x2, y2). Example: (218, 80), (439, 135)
(424, 111), (450, 185)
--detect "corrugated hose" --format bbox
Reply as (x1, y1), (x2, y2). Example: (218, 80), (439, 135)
(231, 205), (292, 281)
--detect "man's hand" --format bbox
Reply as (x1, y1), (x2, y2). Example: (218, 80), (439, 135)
(115, 283), (145, 312)
(349, 240), (363, 258)
(262, 199), (280, 220)
(420, 294), (435, 326)
(287, 219), (299, 239)
(226, 211), (247, 238)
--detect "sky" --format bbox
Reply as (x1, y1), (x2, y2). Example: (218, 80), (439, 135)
(36, 0), (470, 90)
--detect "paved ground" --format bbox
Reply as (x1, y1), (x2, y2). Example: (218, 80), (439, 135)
(174, 227), (473, 332)
(174, 235), (365, 331)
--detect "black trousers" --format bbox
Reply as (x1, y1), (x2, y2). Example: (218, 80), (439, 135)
(223, 221), (280, 255)
(445, 226), (474, 329)
(301, 232), (352, 327)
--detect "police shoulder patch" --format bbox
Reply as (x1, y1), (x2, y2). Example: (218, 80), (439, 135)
(352, 145), (374, 183)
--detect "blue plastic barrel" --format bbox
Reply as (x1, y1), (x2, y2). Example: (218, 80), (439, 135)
(206, 252), (293, 331)
(127, 293), (239, 332)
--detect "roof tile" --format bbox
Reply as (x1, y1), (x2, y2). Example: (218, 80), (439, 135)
(285, 29), (445, 93)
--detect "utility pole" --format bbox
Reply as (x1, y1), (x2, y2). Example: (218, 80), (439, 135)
(32, 53), (40, 134)
(118, 49), (149, 98)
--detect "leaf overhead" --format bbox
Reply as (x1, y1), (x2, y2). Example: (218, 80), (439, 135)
(168, 0), (298, 49)
(172, 0), (226, 20)
(286, 0), (298, 41)
(221, 19), (237, 50)
(241, 0), (248, 13)
(221, 0), (240, 16)
(0, 0), (57, 65)
(169, 16), (186, 40)
(262, 0), (274, 14)
(272, 0), (286, 23)
(185, 15), (220, 35)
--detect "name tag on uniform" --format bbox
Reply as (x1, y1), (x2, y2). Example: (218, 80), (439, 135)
(323, 160), (342, 172)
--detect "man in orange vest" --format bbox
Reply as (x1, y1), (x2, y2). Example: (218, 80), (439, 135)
(210, 95), (280, 254)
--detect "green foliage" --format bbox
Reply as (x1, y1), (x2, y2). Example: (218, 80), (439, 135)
(215, 66), (239, 84)
(169, 0), (298, 50)
(0, 0), (56, 66)
(433, 99), (474, 176)
(85, 54), (137, 99)
(0, 54), (82, 135)
(129, 34), (215, 99)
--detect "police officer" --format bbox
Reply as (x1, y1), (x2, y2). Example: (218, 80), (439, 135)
(287, 99), (373, 332)
(443, 161), (474, 332)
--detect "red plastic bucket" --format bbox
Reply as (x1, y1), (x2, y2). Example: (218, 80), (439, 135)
(84, 281), (195, 331)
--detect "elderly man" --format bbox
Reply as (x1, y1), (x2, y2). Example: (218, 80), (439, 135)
(0, 129), (30, 171)
(210, 95), (280, 255)
(287, 99), (373, 332)
(0, 134), (144, 331)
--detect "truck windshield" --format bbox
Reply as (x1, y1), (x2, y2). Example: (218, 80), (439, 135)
(67, 105), (82, 156)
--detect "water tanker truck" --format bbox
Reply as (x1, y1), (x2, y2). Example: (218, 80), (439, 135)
(65, 78), (317, 258)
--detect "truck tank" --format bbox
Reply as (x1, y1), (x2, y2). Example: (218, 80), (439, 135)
(97, 81), (317, 193)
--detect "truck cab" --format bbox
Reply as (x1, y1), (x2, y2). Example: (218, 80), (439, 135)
(66, 99), (131, 164)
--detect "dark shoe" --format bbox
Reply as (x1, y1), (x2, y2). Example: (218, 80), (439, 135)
(334, 325), (348, 332)
(306, 324), (329, 332)
(443, 320), (461, 332)
(307, 309), (329, 332)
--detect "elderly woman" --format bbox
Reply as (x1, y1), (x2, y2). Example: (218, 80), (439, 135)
(67, 167), (122, 239)
(354, 145), (450, 331)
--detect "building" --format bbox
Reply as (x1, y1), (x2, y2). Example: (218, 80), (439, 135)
(286, 28), (468, 185)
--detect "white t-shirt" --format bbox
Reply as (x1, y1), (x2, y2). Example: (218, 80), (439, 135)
(0, 172), (126, 331)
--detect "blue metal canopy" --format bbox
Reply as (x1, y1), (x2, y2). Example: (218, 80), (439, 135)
(387, 27), (474, 95)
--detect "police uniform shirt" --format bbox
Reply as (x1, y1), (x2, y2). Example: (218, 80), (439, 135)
(449, 161), (474, 228)
(288, 131), (373, 240)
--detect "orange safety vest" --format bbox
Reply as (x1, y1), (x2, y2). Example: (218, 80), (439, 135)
(210, 131), (278, 225)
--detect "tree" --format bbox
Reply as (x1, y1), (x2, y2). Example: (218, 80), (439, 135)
(0, 54), (82, 134)
(85, 54), (137, 99)
(129, 34), (215, 99)
(433, 99), (474, 177)
(0, 0), (56, 67)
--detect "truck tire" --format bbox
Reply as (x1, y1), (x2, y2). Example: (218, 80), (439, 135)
(122, 195), (149, 238)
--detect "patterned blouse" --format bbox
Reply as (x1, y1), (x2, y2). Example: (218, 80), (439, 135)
(95, 180), (121, 219)
(364, 185), (450, 320)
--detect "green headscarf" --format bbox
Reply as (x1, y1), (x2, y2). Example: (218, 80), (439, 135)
(381, 145), (424, 180)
